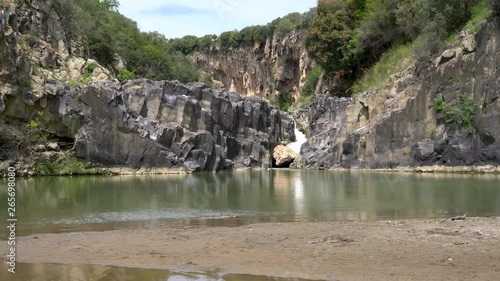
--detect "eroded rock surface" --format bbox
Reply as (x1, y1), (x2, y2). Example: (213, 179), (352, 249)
(2, 79), (294, 171)
(196, 31), (313, 101)
(297, 21), (500, 169)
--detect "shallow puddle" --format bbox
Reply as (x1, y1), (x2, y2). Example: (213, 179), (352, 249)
(0, 262), (324, 281)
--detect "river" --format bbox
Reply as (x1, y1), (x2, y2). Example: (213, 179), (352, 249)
(1, 170), (500, 281)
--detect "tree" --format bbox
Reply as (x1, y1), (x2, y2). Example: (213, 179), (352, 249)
(305, 0), (357, 77)
(354, 0), (402, 57)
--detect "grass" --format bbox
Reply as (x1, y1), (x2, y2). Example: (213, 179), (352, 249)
(351, 43), (414, 94)
(351, 1), (490, 95)
(446, 1), (489, 44)
(291, 94), (315, 110)
(465, 0), (491, 31)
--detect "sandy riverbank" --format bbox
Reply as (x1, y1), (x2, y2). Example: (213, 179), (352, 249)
(2, 217), (500, 281)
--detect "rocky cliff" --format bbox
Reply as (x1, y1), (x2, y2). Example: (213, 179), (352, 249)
(296, 21), (500, 169)
(0, 2), (295, 173)
(2, 78), (294, 172)
(195, 31), (313, 101)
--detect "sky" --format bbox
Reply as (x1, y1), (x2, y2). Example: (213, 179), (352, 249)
(118, 0), (317, 39)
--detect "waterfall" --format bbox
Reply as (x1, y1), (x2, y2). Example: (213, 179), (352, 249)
(287, 122), (307, 154)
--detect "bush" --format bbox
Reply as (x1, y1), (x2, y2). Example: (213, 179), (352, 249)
(118, 69), (135, 81)
(36, 154), (105, 176)
(435, 98), (447, 111)
(302, 64), (323, 97)
(437, 93), (477, 133)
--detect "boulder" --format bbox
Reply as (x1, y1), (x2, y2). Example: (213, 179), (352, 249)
(273, 145), (299, 167)
(45, 142), (60, 151)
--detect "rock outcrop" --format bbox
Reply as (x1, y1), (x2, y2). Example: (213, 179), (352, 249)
(296, 21), (500, 169)
(195, 31), (312, 101)
(2, 79), (295, 171)
(0, 0), (113, 113)
(0, 2), (296, 173)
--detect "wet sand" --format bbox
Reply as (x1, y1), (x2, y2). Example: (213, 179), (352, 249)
(2, 217), (500, 281)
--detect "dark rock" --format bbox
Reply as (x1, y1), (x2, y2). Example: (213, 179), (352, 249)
(3, 80), (294, 172)
(415, 142), (435, 161)
(296, 22), (500, 169)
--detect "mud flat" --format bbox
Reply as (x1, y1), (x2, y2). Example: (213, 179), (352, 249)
(2, 217), (500, 281)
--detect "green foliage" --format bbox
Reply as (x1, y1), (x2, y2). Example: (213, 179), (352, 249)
(166, 10), (313, 54)
(438, 93), (478, 133)
(68, 81), (79, 89)
(23, 111), (48, 145)
(54, 0), (205, 83)
(302, 64), (323, 97)
(118, 68), (135, 81)
(304, 0), (484, 94)
(430, 128), (437, 139)
(435, 98), (447, 111)
(87, 62), (97, 73)
(277, 92), (292, 111)
(305, 0), (356, 77)
(353, 0), (402, 57)
(36, 155), (105, 176)
(271, 13), (303, 37)
(170, 35), (200, 55)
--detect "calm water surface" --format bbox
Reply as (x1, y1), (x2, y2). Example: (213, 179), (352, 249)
(1, 170), (500, 281)
(1, 170), (499, 237)
(0, 263), (321, 281)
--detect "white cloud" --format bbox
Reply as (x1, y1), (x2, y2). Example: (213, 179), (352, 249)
(118, 0), (317, 38)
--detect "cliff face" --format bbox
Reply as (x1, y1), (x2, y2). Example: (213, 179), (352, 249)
(195, 31), (313, 101)
(2, 78), (295, 172)
(296, 21), (500, 169)
(0, 2), (295, 173)
(0, 0), (112, 113)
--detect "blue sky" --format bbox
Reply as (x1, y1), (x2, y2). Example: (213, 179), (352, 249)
(118, 0), (317, 39)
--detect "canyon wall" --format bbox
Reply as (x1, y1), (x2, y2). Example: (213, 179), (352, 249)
(195, 31), (313, 101)
(296, 21), (500, 169)
(0, 2), (295, 172)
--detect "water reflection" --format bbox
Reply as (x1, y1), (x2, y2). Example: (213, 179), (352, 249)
(1, 170), (500, 236)
(0, 263), (322, 281)
(293, 173), (306, 216)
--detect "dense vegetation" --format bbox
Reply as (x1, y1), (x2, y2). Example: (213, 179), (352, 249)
(305, 0), (490, 94)
(32, 0), (495, 99)
(169, 9), (315, 54)
(52, 0), (207, 83)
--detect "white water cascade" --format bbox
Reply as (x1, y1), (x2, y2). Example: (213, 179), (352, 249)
(287, 122), (307, 154)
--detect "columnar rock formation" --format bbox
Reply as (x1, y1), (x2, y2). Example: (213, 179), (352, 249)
(3, 79), (295, 171)
(296, 22), (500, 169)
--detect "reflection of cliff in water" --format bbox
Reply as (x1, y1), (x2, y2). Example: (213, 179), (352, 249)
(3, 171), (500, 236)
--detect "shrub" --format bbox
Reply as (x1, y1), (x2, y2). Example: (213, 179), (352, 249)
(87, 62), (97, 73)
(302, 64), (323, 97)
(277, 92), (292, 111)
(435, 98), (447, 111)
(118, 69), (135, 81)
(441, 93), (478, 133)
